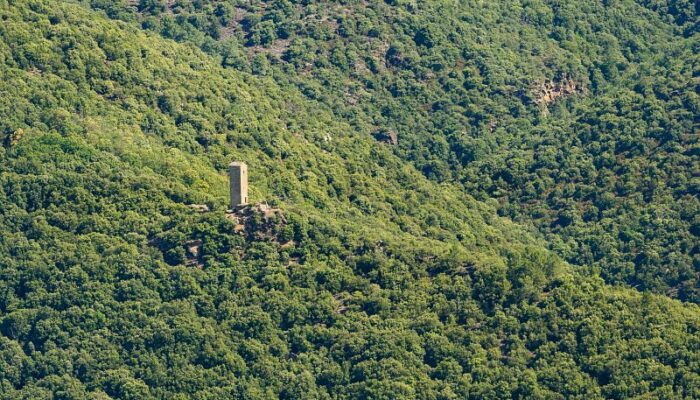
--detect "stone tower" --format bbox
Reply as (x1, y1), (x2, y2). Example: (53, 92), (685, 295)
(229, 161), (248, 209)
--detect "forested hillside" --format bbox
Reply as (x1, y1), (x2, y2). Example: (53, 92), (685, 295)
(0, 1), (698, 399)
(84, 0), (699, 301)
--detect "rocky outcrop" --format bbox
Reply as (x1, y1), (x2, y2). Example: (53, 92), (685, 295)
(187, 204), (210, 213)
(372, 128), (398, 145)
(226, 202), (288, 241)
(184, 239), (204, 268)
(534, 76), (581, 111)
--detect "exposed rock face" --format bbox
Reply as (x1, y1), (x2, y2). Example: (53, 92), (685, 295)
(534, 77), (581, 111)
(372, 128), (398, 145)
(184, 239), (204, 268)
(187, 204), (210, 213)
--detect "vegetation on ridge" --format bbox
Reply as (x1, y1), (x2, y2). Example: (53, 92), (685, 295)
(86, 0), (699, 301)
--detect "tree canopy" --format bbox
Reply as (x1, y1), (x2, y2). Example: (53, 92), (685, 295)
(0, 1), (698, 399)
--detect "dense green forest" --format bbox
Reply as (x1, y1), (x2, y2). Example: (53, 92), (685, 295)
(84, 0), (699, 302)
(0, 0), (698, 399)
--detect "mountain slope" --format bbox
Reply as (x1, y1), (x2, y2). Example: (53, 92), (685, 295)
(86, 0), (700, 301)
(0, 2), (698, 399)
